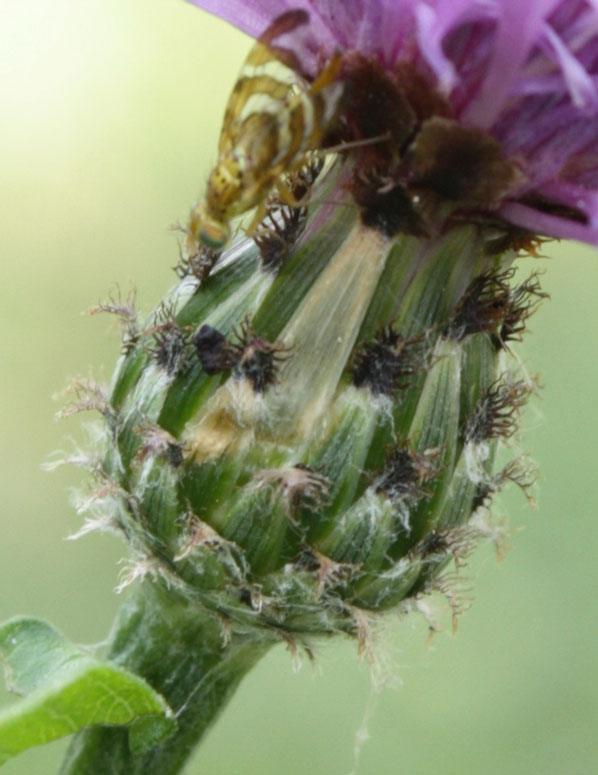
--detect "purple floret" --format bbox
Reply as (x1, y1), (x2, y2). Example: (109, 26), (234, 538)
(187, 0), (598, 244)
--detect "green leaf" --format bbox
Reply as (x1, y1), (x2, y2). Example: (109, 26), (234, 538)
(0, 617), (176, 765)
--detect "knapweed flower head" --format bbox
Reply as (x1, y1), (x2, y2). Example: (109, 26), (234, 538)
(189, 0), (598, 243)
(52, 2), (594, 773)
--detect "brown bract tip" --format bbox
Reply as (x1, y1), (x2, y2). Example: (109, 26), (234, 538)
(250, 464), (331, 519)
(375, 445), (441, 503)
(465, 377), (534, 444)
(230, 320), (290, 392)
(254, 158), (321, 272)
(352, 326), (429, 395)
(133, 421), (184, 467)
(447, 268), (515, 341)
(150, 320), (189, 375)
(193, 320), (289, 392)
(496, 272), (549, 348)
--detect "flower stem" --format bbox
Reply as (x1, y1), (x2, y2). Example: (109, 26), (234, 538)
(59, 581), (275, 775)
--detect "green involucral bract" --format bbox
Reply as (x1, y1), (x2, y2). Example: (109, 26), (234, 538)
(56, 146), (540, 773)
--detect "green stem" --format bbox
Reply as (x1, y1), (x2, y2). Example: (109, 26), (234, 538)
(59, 581), (275, 775)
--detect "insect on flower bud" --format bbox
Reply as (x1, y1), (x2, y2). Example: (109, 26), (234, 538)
(59, 2), (598, 773)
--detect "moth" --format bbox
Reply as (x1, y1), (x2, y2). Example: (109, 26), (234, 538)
(189, 9), (344, 250)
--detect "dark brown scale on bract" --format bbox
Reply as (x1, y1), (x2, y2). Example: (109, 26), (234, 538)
(375, 445), (440, 503)
(172, 218), (221, 282)
(193, 320), (288, 392)
(496, 272), (549, 348)
(151, 320), (189, 375)
(230, 320), (290, 392)
(251, 463), (330, 520)
(465, 377), (533, 444)
(287, 157), (324, 201)
(254, 205), (308, 272)
(238, 343), (279, 392)
(352, 327), (428, 395)
(446, 268), (515, 341)
(415, 527), (476, 568)
(416, 529), (452, 558)
(184, 246), (221, 283)
(293, 549), (358, 595)
(254, 158), (322, 272)
(144, 302), (192, 376)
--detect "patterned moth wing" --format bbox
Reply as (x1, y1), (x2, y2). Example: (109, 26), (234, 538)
(191, 9), (343, 250)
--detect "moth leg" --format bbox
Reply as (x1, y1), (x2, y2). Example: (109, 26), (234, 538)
(246, 199), (269, 236)
(309, 51), (342, 94)
(276, 178), (304, 208)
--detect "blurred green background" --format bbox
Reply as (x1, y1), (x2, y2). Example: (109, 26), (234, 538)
(1, 1), (597, 773)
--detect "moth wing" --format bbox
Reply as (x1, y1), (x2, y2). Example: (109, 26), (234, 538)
(217, 11), (311, 157)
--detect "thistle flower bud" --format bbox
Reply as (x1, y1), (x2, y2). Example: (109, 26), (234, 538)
(60, 2), (598, 773)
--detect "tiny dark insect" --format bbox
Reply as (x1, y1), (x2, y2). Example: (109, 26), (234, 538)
(193, 324), (236, 374)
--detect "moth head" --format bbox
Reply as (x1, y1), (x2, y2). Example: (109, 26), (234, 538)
(198, 212), (230, 250)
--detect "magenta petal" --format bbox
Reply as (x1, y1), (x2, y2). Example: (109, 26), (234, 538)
(413, 0), (489, 94)
(499, 200), (598, 242)
(464, 0), (563, 129)
(306, 0), (367, 50)
(186, 0), (598, 245)
(185, 0), (375, 54)
(540, 20), (598, 110)
(354, 1), (384, 52)
(185, 0), (339, 75)
(500, 179), (598, 242)
(539, 178), (598, 216)
(412, 2), (458, 94)
(185, 1), (274, 39)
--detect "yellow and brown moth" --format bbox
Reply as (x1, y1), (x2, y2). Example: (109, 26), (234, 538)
(189, 10), (343, 250)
